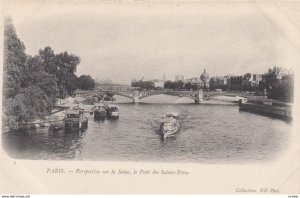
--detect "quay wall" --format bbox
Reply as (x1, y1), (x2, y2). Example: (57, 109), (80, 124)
(246, 95), (268, 102)
(239, 101), (292, 120)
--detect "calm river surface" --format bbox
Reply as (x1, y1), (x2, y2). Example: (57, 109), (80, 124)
(2, 95), (292, 163)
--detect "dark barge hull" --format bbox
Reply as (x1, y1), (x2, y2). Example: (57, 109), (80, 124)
(94, 111), (106, 119)
(239, 102), (292, 121)
(65, 121), (88, 133)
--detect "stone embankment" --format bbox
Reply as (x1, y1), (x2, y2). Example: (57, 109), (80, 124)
(239, 98), (292, 120)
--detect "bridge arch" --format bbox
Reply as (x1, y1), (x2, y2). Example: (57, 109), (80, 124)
(138, 92), (198, 101)
(75, 89), (205, 104)
(106, 92), (134, 100)
(75, 91), (134, 100)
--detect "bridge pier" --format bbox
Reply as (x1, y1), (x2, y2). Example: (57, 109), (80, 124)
(196, 89), (204, 104)
(133, 97), (140, 103)
(133, 91), (140, 104)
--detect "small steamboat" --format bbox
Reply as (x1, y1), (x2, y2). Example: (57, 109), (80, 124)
(107, 105), (119, 119)
(160, 112), (180, 139)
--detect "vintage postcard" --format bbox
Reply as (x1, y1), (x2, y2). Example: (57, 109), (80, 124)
(0, 0), (299, 195)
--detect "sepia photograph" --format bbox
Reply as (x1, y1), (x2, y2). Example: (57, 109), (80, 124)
(0, 0), (299, 195)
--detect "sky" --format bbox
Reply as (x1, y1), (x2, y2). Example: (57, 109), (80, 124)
(5, 1), (300, 84)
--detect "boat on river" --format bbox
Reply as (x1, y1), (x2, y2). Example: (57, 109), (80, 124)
(94, 103), (106, 120)
(107, 105), (119, 119)
(65, 109), (88, 132)
(160, 112), (180, 139)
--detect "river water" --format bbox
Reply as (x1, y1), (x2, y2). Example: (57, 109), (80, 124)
(2, 95), (292, 163)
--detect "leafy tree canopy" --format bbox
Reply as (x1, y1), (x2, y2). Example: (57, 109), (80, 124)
(78, 75), (96, 90)
(2, 18), (80, 129)
(3, 17), (26, 99)
(39, 46), (81, 98)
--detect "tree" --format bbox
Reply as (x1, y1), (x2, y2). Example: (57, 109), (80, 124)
(55, 52), (80, 97)
(176, 80), (184, 90)
(23, 56), (58, 112)
(258, 81), (266, 93)
(184, 82), (192, 90)
(39, 46), (56, 74)
(191, 83), (200, 91)
(243, 73), (252, 79)
(3, 18), (59, 130)
(163, 80), (171, 89)
(131, 81), (154, 90)
(3, 17), (26, 99)
(5, 56), (58, 126)
(164, 80), (173, 89)
(139, 81), (155, 90)
(3, 17), (27, 128)
(264, 67), (294, 102)
(39, 47), (80, 98)
(77, 75), (96, 90)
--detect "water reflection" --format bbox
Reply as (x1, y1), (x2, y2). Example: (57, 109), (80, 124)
(3, 126), (86, 160)
(94, 117), (106, 122)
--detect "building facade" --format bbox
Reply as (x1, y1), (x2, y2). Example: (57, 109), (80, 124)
(209, 75), (230, 90)
(184, 77), (207, 88)
(152, 79), (165, 88)
(228, 76), (243, 91)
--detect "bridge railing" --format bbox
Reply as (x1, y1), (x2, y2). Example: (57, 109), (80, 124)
(75, 89), (255, 97)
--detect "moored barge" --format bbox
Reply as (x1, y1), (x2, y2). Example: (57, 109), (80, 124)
(94, 103), (107, 120)
(65, 109), (88, 132)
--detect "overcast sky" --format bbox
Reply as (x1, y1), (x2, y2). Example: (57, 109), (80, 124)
(7, 1), (299, 84)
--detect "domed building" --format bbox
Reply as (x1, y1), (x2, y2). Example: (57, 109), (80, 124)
(200, 69), (209, 88)
(184, 69), (210, 89)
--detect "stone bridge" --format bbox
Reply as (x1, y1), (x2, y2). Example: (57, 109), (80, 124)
(74, 89), (243, 104)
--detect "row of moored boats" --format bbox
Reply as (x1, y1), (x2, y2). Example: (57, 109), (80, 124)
(64, 103), (119, 132)
(64, 103), (180, 140)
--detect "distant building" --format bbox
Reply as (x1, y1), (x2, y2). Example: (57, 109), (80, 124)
(241, 73), (263, 91)
(252, 74), (262, 82)
(242, 74), (251, 90)
(151, 79), (165, 88)
(209, 77), (217, 90)
(250, 74), (262, 87)
(183, 69), (210, 89)
(261, 67), (294, 101)
(262, 69), (293, 89)
(209, 75), (230, 90)
(261, 66), (292, 85)
(175, 75), (184, 82)
(148, 74), (166, 88)
(184, 77), (207, 88)
(216, 76), (226, 89)
(228, 76), (243, 91)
